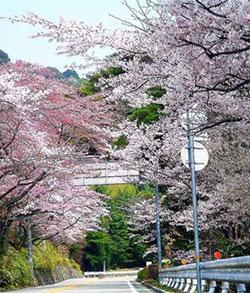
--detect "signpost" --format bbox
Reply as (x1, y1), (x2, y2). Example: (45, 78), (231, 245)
(181, 141), (209, 171)
(181, 108), (209, 293)
(155, 181), (162, 267)
(214, 251), (222, 260)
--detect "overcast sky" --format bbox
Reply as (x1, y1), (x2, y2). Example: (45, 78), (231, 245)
(1, 0), (130, 74)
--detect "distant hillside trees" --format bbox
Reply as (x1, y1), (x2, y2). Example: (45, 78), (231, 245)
(63, 69), (79, 79)
(0, 50), (10, 64)
(83, 185), (149, 270)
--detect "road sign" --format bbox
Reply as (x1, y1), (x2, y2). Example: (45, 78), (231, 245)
(180, 108), (207, 130)
(181, 141), (209, 171)
(214, 251), (222, 260)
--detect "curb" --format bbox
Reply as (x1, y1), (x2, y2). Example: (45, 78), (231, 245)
(141, 281), (167, 293)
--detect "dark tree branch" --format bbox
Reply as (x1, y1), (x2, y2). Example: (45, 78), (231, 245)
(33, 217), (81, 245)
(195, 0), (227, 18)
(5, 171), (47, 208)
(124, 80), (149, 94)
(194, 117), (244, 134)
(181, 39), (250, 59)
(195, 79), (250, 93)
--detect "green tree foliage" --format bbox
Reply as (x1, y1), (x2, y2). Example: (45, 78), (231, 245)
(84, 185), (151, 270)
(217, 236), (250, 258)
(112, 135), (129, 149)
(80, 80), (101, 96)
(80, 66), (125, 96)
(0, 49), (10, 64)
(146, 86), (166, 99)
(128, 103), (165, 126)
(103, 66), (125, 77)
(84, 231), (115, 270)
(69, 243), (82, 263)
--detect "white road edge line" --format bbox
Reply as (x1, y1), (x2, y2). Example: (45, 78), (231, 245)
(127, 280), (138, 293)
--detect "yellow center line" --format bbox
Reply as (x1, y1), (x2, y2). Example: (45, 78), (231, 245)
(47, 284), (78, 293)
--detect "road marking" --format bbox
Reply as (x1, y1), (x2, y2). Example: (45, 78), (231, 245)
(127, 280), (138, 293)
(47, 284), (78, 293)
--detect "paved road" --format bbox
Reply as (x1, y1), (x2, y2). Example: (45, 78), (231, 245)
(4, 277), (155, 293)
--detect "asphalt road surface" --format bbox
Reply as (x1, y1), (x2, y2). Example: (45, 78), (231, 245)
(4, 277), (156, 293)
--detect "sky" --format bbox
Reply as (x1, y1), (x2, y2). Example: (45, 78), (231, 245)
(0, 0), (130, 74)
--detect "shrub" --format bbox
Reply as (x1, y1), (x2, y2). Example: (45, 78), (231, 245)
(137, 267), (150, 281)
(0, 242), (82, 289)
(0, 247), (32, 289)
(137, 264), (159, 282)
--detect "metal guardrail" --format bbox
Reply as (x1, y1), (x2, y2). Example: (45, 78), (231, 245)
(159, 256), (250, 292)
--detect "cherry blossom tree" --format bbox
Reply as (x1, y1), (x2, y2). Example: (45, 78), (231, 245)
(0, 61), (113, 260)
(2, 0), (249, 258)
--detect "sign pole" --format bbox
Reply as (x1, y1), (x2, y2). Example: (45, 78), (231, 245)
(155, 181), (162, 267)
(187, 110), (202, 293)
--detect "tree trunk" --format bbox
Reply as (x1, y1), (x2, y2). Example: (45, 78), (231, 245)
(26, 218), (35, 284)
(0, 227), (9, 266)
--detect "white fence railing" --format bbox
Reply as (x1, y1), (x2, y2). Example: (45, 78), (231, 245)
(159, 256), (250, 292)
(74, 162), (139, 186)
(84, 270), (139, 278)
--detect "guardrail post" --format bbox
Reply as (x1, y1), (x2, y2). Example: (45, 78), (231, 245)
(167, 277), (171, 286)
(184, 278), (192, 292)
(208, 280), (217, 293)
(170, 278), (176, 288)
(202, 280), (206, 292)
(167, 277), (172, 286)
(162, 277), (167, 285)
(179, 278), (186, 291)
(221, 281), (230, 293)
(162, 276), (166, 285)
(237, 283), (246, 293)
(174, 278), (180, 289)
(190, 279), (197, 293)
